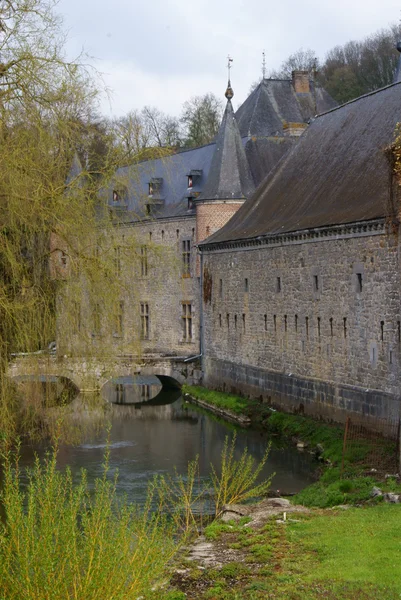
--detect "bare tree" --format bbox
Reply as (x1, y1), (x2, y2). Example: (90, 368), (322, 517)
(180, 93), (223, 148)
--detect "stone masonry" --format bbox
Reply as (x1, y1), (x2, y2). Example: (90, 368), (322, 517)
(201, 222), (401, 425)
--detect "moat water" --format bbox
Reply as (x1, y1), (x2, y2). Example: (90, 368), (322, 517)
(15, 382), (317, 506)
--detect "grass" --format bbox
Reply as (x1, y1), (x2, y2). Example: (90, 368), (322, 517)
(168, 506), (401, 599)
(182, 385), (248, 415)
(287, 505), (401, 590)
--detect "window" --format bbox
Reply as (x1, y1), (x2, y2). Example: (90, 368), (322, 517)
(380, 320), (384, 342)
(60, 251), (67, 266)
(244, 278), (249, 292)
(140, 303), (149, 339)
(295, 314), (298, 332)
(161, 230), (165, 240)
(264, 314), (267, 331)
(187, 175), (193, 189)
(187, 198), (194, 210)
(182, 302), (192, 340)
(242, 314), (246, 333)
(93, 303), (101, 335)
(314, 275), (319, 292)
(274, 314), (277, 333)
(276, 277), (281, 293)
(206, 226), (210, 236)
(343, 317), (347, 339)
(317, 316), (321, 338)
(356, 272), (363, 293)
(114, 301), (124, 337)
(113, 190), (119, 203)
(219, 279), (223, 299)
(114, 246), (121, 276)
(141, 384), (150, 400)
(219, 314), (222, 327)
(182, 240), (191, 277)
(141, 245), (148, 277)
(115, 383), (125, 404)
(234, 314), (237, 329)
(305, 316), (309, 339)
(148, 182), (154, 196)
(284, 314), (287, 332)
(398, 321), (400, 345)
(226, 313), (230, 329)
(330, 317), (333, 337)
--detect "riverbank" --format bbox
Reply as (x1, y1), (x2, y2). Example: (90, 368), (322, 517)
(182, 384), (401, 507)
(165, 502), (401, 599)
(164, 385), (401, 599)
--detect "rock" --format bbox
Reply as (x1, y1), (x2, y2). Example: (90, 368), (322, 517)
(221, 511), (242, 523)
(330, 504), (351, 510)
(316, 443), (324, 455)
(221, 504), (251, 516)
(371, 486), (383, 498)
(385, 473), (399, 480)
(263, 497), (291, 508)
(297, 441), (308, 450)
(383, 493), (401, 504)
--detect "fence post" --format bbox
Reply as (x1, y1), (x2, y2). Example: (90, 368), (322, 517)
(341, 417), (350, 478)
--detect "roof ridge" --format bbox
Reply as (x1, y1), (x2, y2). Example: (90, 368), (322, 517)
(316, 81), (401, 119)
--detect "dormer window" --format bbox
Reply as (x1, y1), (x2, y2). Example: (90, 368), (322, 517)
(188, 175), (193, 189)
(188, 198), (194, 210)
(111, 187), (127, 206)
(148, 177), (162, 198)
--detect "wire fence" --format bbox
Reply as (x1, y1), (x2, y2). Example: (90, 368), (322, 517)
(341, 416), (400, 476)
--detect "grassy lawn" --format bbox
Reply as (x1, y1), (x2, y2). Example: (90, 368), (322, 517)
(287, 505), (401, 591)
(167, 505), (401, 599)
(182, 384), (248, 414)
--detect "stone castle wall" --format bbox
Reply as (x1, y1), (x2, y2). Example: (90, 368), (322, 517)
(57, 216), (200, 358)
(201, 222), (401, 424)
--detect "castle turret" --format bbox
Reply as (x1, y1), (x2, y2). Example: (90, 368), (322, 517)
(195, 78), (255, 258)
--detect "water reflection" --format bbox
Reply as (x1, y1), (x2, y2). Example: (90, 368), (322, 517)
(14, 390), (317, 508)
(102, 375), (163, 405)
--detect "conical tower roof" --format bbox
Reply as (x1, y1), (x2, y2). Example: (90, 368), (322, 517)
(198, 84), (255, 202)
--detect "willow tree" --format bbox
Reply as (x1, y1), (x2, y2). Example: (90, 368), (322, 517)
(0, 0), (135, 438)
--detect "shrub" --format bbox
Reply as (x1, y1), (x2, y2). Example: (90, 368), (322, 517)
(0, 446), (179, 600)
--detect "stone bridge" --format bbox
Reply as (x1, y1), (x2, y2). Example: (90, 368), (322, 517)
(7, 354), (202, 392)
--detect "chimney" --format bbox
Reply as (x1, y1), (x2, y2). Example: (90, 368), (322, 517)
(292, 70), (310, 94)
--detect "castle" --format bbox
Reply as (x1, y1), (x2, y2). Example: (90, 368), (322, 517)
(56, 58), (401, 427)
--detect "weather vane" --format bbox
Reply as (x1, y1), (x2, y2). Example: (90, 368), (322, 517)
(262, 50), (266, 79)
(227, 54), (233, 80)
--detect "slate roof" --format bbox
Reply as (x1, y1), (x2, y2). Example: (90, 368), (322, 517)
(201, 82), (401, 246)
(197, 98), (255, 202)
(235, 78), (337, 138)
(107, 143), (215, 221)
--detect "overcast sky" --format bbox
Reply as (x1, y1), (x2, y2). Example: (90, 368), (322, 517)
(58, 0), (401, 118)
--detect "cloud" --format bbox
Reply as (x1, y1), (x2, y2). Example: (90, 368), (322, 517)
(59, 0), (401, 116)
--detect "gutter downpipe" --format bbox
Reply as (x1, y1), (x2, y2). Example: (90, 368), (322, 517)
(199, 247), (204, 374)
